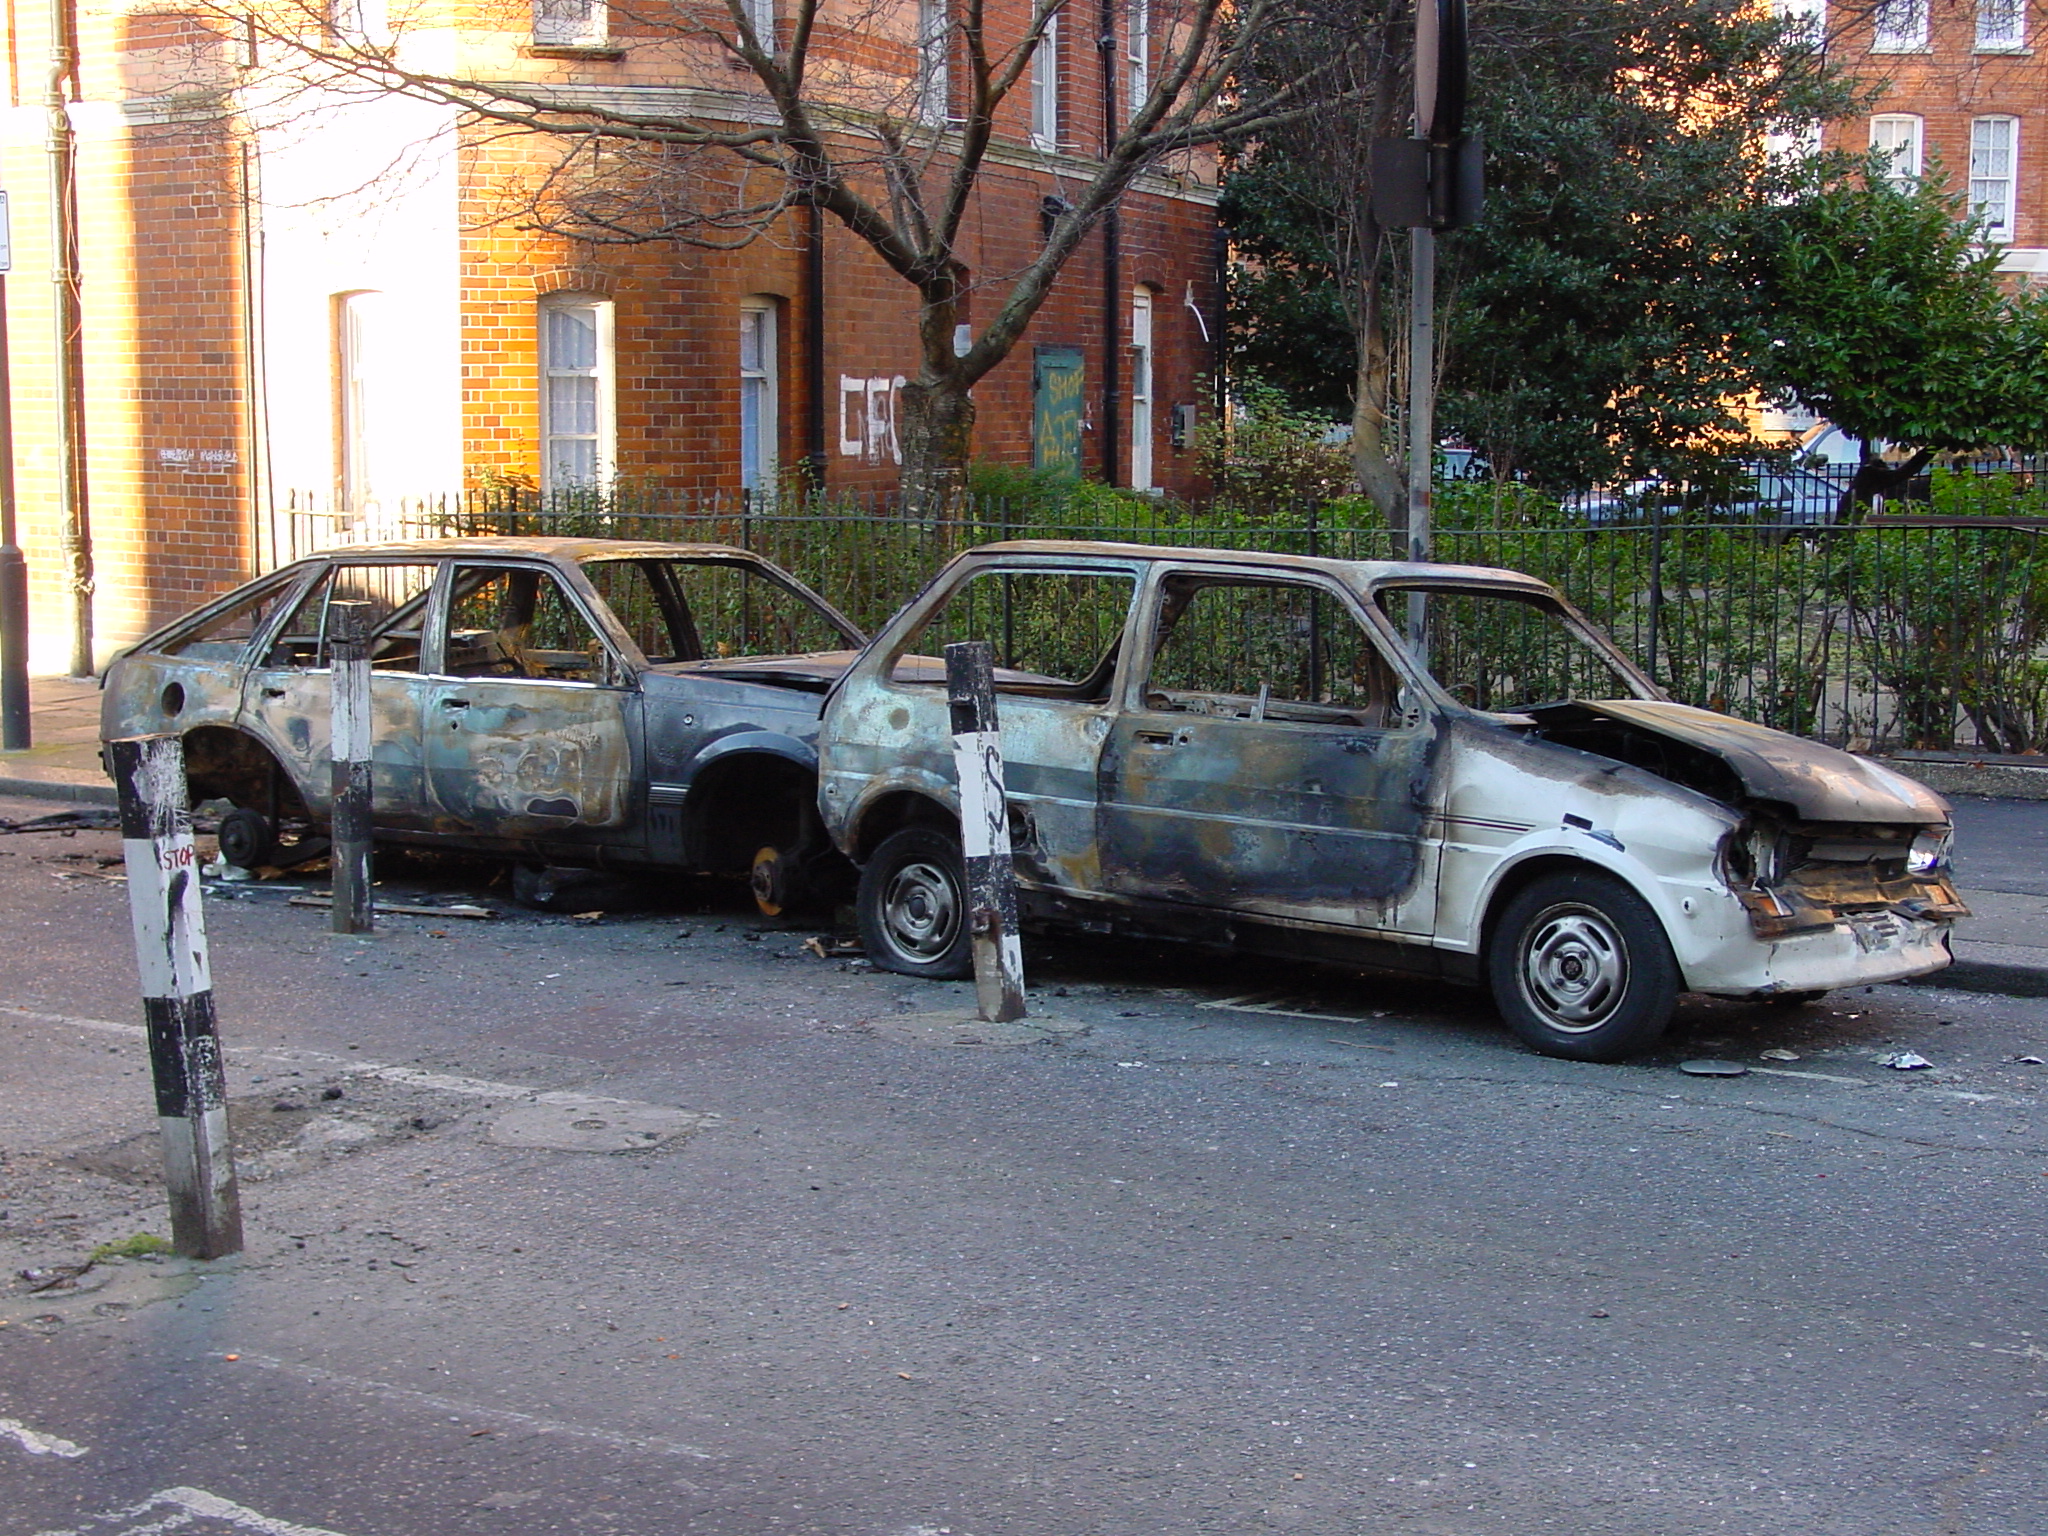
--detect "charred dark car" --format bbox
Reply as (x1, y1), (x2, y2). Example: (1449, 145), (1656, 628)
(817, 542), (1967, 1060)
(101, 538), (864, 908)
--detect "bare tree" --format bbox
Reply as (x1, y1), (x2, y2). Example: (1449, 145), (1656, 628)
(214, 0), (1360, 503)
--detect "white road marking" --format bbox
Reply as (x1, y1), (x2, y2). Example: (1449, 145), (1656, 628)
(0, 1416), (88, 1457)
(224, 1352), (714, 1459)
(1747, 1065), (1874, 1086)
(0, 1004), (671, 1113)
(32, 1485), (352, 1536)
(1200, 992), (1394, 1029)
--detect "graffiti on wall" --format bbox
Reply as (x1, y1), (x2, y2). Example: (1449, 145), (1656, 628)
(839, 375), (906, 465)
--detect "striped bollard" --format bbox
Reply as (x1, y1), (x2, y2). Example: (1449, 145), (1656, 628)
(944, 641), (1026, 1023)
(328, 599), (373, 934)
(110, 734), (244, 1260)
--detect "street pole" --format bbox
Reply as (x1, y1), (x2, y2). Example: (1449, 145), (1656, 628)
(46, 0), (91, 678)
(0, 193), (32, 748)
(944, 640), (1025, 1024)
(1406, 222), (1435, 658)
(111, 733), (244, 1260)
(327, 600), (373, 934)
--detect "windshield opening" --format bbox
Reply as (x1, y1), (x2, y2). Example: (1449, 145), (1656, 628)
(1380, 587), (1652, 714)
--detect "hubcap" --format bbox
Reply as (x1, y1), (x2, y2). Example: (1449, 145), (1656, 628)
(880, 859), (959, 961)
(1520, 904), (1628, 1032)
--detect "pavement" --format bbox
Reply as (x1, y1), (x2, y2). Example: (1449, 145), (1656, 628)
(6, 672), (2044, 997)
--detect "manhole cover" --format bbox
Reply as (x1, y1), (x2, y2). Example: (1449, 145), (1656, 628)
(487, 1100), (715, 1152)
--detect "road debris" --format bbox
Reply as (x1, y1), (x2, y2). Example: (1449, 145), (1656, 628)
(287, 895), (495, 920)
(2018, 1055), (2044, 1066)
(1760, 1048), (1801, 1061)
(1880, 1050), (1934, 1070)
(1679, 1059), (1749, 1077)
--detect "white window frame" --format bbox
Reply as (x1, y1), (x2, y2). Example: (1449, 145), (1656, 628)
(1130, 288), (1155, 492)
(1970, 115), (2020, 242)
(1126, 0), (1149, 120)
(1870, 114), (1924, 185)
(740, 299), (778, 495)
(1978, 0), (2027, 50)
(335, 291), (384, 511)
(539, 295), (615, 494)
(331, 0), (390, 46)
(1031, 13), (1060, 151)
(533, 0), (605, 46)
(916, 0), (949, 124)
(1871, 0), (1928, 51)
(742, 0), (773, 48)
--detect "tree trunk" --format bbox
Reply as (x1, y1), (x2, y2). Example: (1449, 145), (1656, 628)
(897, 380), (977, 518)
(1350, 273), (1405, 533)
(1839, 444), (1933, 521)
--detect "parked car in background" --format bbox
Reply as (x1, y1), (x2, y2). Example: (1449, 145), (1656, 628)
(817, 542), (1966, 1061)
(101, 538), (865, 911)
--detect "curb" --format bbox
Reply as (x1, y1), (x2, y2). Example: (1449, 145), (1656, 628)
(1920, 955), (2048, 1000)
(0, 774), (118, 807)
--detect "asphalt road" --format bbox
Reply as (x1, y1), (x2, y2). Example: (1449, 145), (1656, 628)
(1949, 796), (2048, 896)
(2, 795), (2045, 1536)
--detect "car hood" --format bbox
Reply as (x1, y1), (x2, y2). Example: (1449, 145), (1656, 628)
(1527, 699), (1949, 824)
(647, 651), (862, 693)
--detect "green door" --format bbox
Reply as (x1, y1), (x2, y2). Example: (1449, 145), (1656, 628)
(1032, 346), (1085, 474)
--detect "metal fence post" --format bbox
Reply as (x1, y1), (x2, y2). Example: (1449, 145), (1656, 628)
(328, 599), (373, 934)
(110, 734), (244, 1260)
(945, 640), (1026, 1023)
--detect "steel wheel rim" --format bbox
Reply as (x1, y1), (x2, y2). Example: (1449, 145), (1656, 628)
(880, 858), (960, 963)
(1519, 902), (1629, 1033)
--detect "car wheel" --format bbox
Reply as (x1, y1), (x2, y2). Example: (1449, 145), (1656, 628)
(216, 807), (276, 871)
(750, 845), (797, 918)
(857, 827), (972, 979)
(1488, 871), (1679, 1062)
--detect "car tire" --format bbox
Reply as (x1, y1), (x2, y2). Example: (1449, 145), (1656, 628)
(857, 826), (973, 980)
(1488, 870), (1679, 1062)
(217, 807), (277, 871)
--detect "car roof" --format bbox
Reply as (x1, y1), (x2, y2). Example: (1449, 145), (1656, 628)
(954, 540), (1561, 597)
(286, 536), (775, 564)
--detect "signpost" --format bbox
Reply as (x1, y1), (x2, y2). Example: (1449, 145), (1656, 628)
(0, 190), (29, 750)
(327, 600), (374, 934)
(1370, 0), (1483, 619)
(944, 640), (1026, 1024)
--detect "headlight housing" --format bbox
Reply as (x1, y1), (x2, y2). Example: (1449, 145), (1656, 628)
(1907, 828), (1951, 876)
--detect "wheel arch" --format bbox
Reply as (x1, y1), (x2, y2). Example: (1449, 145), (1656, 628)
(848, 788), (958, 864)
(1478, 852), (1648, 969)
(680, 747), (822, 875)
(178, 725), (309, 818)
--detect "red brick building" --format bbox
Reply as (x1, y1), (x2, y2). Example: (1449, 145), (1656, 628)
(0, 0), (1220, 666)
(1819, 0), (2046, 276)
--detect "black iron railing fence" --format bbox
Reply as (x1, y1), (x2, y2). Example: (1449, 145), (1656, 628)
(275, 480), (2048, 755)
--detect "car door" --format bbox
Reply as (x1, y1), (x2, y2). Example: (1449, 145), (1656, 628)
(1099, 571), (1440, 936)
(238, 560), (440, 827)
(421, 562), (641, 840)
(863, 560), (1142, 894)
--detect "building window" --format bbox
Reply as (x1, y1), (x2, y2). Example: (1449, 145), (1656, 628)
(740, 300), (778, 495)
(743, 0), (773, 47)
(1970, 116), (2019, 241)
(1870, 114), (1923, 185)
(1130, 288), (1155, 492)
(540, 296), (613, 491)
(1978, 0), (2026, 49)
(330, 0), (389, 45)
(1031, 14), (1059, 151)
(917, 0), (949, 123)
(1126, 0), (1149, 119)
(1871, 0), (1927, 50)
(335, 291), (381, 510)
(534, 0), (603, 46)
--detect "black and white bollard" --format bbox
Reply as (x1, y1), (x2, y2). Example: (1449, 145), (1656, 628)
(110, 734), (244, 1260)
(944, 641), (1026, 1023)
(328, 599), (374, 935)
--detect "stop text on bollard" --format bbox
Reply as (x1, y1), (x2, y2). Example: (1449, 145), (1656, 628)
(944, 640), (1026, 1024)
(110, 734), (243, 1260)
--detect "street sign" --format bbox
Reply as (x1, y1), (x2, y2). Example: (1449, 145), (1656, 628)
(1370, 0), (1483, 231)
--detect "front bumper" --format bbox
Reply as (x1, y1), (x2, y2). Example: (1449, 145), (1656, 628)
(1690, 908), (1954, 998)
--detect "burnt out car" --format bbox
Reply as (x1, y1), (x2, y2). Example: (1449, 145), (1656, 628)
(101, 538), (865, 908)
(817, 542), (1967, 1061)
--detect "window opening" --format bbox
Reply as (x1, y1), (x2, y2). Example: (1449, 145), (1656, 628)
(541, 297), (613, 492)
(1971, 116), (2019, 241)
(892, 569), (1135, 696)
(1031, 13), (1060, 150)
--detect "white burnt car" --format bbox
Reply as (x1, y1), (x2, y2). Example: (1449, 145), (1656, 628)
(100, 538), (866, 908)
(817, 542), (1967, 1060)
